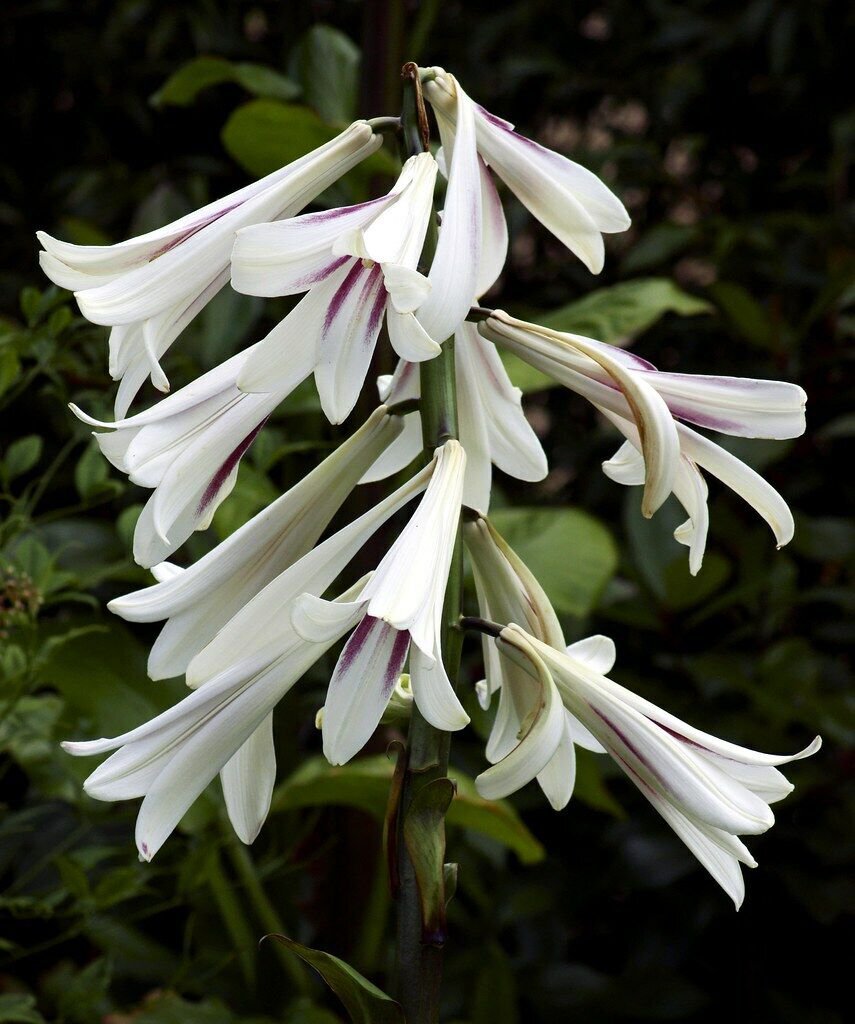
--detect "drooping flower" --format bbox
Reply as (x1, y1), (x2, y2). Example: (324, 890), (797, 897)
(479, 310), (806, 569)
(292, 439), (470, 763)
(70, 343), (311, 567)
(493, 623), (820, 909)
(108, 405), (405, 679)
(63, 577), (372, 856)
(464, 514), (606, 810)
(231, 152), (443, 424)
(360, 324), (547, 512)
(39, 122), (382, 416)
(65, 453), (444, 854)
(420, 67), (631, 274)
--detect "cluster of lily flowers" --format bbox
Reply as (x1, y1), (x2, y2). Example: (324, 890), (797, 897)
(40, 67), (819, 908)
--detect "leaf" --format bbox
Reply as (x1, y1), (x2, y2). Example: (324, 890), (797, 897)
(4, 435), (43, 481)
(403, 778), (455, 944)
(707, 281), (775, 349)
(266, 935), (405, 1024)
(271, 756), (544, 863)
(152, 56), (299, 107)
(472, 944), (518, 1024)
(292, 25), (360, 123)
(540, 277), (712, 343)
(222, 100), (339, 178)
(0, 994), (46, 1024)
(73, 442), (109, 500)
(502, 278), (711, 392)
(488, 507), (619, 616)
(621, 223), (697, 274)
(221, 99), (398, 202)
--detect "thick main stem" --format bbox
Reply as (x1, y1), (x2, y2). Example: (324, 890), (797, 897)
(393, 63), (463, 1024)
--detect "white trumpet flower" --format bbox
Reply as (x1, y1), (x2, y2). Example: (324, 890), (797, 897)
(63, 578), (371, 858)
(232, 152), (443, 424)
(39, 122), (381, 416)
(495, 624), (821, 909)
(292, 439), (470, 764)
(361, 324), (547, 512)
(108, 405), (404, 679)
(480, 310), (805, 565)
(464, 515), (606, 810)
(421, 67), (630, 273)
(71, 343), (310, 567)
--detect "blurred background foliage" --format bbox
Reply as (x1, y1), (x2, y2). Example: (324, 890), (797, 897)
(1, 0), (853, 1021)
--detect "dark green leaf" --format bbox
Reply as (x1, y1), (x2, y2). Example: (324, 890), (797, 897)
(489, 507), (619, 616)
(292, 25), (360, 123)
(4, 436), (42, 481)
(0, 994), (46, 1024)
(152, 56), (299, 107)
(266, 935), (404, 1024)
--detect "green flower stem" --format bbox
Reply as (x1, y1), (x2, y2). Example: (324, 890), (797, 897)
(393, 62), (463, 1024)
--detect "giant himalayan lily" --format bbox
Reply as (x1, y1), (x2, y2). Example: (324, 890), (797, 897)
(492, 623), (820, 909)
(360, 324), (547, 512)
(420, 66), (630, 275)
(65, 450), (443, 854)
(292, 439), (469, 764)
(38, 122), (381, 416)
(70, 342), (312, 568)
(108, 405), (404, 680)
(479, 310), (806, 571)
(231, 152), (449, 424)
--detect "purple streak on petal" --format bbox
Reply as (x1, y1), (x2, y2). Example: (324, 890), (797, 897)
(474, 104), (515, 132)
(588, 702), (668, 789)
(151, 202), (242, 260)
(337, 615), (411, 700)
(323, 260), (365, 332)
(337, 613), (376, 672)
(304, 195), (394, 223)
(196, 416), (268, 517)
(289, 255), (350, 292)
(659, 402), (739, 434)
(366, 272), (389, 340)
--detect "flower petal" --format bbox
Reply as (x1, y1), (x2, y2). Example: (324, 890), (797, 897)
(409, 638), (470, 731)
(322, 616), (410, 765)
(220, 714), (276, 844)
(417, 75), (482, 342)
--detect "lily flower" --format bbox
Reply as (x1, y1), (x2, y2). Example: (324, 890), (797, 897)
(360, 323), (547, 512)
(479, 310), (805, 567)
(70, 343), (311, 568)
(464, 515), (606, 810)
(494, 623), (821, 909)
(292, 439), (470, 764)
(38, 122), (382, 416)
(63, 577), (371, 857)
(108, 405), (404, 680)
(231, 152), (443, 424)
(421, 66), (630, 273)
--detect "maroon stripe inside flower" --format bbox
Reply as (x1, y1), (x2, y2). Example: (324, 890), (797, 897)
(196, 417), (268, 517)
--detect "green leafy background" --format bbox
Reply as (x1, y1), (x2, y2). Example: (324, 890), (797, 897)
(1, 2), (852, 1021)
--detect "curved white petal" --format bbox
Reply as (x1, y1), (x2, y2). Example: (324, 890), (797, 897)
(221, 714), (276, 845)
(417, 75), (482, 342)
(536, 717), (577, 810)
(361, 440), (465, 654)
(409, 638), (470, 731)
(566, 635), (616, 675)
(475, 158), (508, 299)
(477, 629), (565, 800)
(678, 423), (796, 548)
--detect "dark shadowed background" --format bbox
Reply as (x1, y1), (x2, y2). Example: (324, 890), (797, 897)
(1, 1), (853, 1022)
